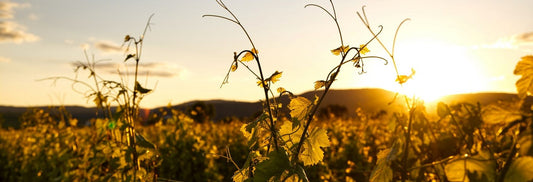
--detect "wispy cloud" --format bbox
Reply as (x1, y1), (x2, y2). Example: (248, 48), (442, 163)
(73, 61), (185, 78)
(27, 13), (38, 20)
(0, 56), (11, 63)
(0, 2), (38, 44)
(94, 41), (124, 53)
(0, 21), (39, 43)
(476, 32), (533, 49)
(0, 1), (29, 19)
(513, 32), (533, 45)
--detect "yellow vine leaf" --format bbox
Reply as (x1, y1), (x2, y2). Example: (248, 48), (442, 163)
(504, 156), (533, 182)
(277, 87), (286, 94)
(240, 124), (252, 141)
(513, 55), (533, 100)
(370, 149), (394, 182)
(257, 80), (268, 88)
(395, 75), (409, 84)
(280, 121), (303, 148)
(289, 96), (312, 121)
(395, 68), (416, 84)
(299, 128), (330, 166)
(445, 152), (495, 181)
(232, 168), (250, 182)
(267, 71), (283, 84)
(314, 80), (326, 90)
(359, 44), (370, 55)
(482, 103), (522, 124)
(231, 63), (238, 72)
(331, 45), (349, 56)
(241, 48), (258, 62)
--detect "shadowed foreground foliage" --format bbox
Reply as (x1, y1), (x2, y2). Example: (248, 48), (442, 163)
(2, 98), (533, 181)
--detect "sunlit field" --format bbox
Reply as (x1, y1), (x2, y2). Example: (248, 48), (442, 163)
(1, 0), (533, 181)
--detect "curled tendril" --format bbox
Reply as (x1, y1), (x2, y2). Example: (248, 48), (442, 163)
(305, 0), (345, 50)
(221, 49), (262, 88)
(203, 0), (256, 49)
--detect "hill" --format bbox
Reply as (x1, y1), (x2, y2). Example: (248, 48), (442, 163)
(0, 89), (528, 127)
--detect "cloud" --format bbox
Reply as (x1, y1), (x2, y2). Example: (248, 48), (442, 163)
(475, 32), (533, 50)
(74, 61), (185, 78)
(94, 41), (124, 53)
(0, 2), (38, 44)
(513, 32), (533, 45)
(0, 1), (29, 19)
(0, 21), (39, 43)
(0, 56), (11, 63)
(27, 13), (38, 20)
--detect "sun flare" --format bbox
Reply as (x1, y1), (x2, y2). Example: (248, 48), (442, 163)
(391, 41), (487, 103)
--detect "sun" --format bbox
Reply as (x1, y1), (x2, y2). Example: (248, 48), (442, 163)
(391, 41), (487, 103)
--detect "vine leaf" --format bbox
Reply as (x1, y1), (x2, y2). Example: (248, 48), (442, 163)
(331, 45), (349, 56)
(280, 120), (303, 148)
(231, 62), (238, 72)
(513, 55), (533, 100)
(395, 68), (416, 84)
(299, 128), (330, 166)
(124, 54), (135, 62)
(253, 149), (291, 181)
(241, 48), (258, 62)
(135, 81), (152, 94)
(370, 149), (394, 182)
(504, 156), (533, 182)
(437, 102), (449, 118)
(359, 44), (370, 55)
(277, 87), (286, 94)
(314, 80), (326, 90)
(289, 96), (312, 121)
(482, 103), (522, 124)
(256, 80), (268, 88)
(444, 152), (496, 182)
(232, 167), (250, 182)
(266, 71), (283, 84)
(135, 133), (155, 149)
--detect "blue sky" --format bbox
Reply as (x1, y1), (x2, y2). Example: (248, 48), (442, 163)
(1, 0), (532, 108)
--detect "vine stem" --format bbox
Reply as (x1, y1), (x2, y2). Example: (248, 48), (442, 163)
(235, 50), (279, 151)
(357, 7), (414, 181)
(205, 0), (279, 151)
(129, 13), (154, 173)
(293, 0), (348, 162)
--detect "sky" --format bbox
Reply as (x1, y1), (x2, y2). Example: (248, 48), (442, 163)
(1, 0), (532, 108)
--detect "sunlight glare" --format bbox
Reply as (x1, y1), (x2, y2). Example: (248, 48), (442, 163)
(392, 41), (487, 103)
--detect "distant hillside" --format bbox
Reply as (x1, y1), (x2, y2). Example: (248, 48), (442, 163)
(1, 89), (528, 127)
(159, 88), (402, 121)
(439, 92), (526, 105)
(161, 100), (262, 121)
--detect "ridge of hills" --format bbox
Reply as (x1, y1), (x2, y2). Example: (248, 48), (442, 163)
(0, 88), (528, 127)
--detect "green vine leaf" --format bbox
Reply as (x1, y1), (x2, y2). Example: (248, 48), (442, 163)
(513, 55), (533, 100)
(135, 133), (155, 149)
(253, 149), (291, 181)
(299, 128), (329, 166)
